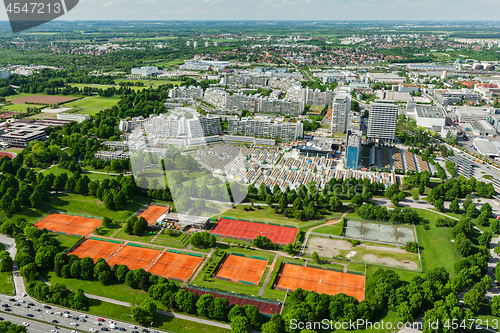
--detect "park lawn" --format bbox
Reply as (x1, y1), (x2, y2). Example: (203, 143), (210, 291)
(152, 231), (188, 249)
(414, 209), (463, 276)
(52, 234), (81, 251)
(113, 227), (159, 243)
(0, 103), (42, 112)
(314, 224), (343, 236)
(341, 245), (420, 271)
(63, 96), (121, 115)
(43, 165), (119, 181)
(222, 205), (306, 227)
(44, 270), (153, 306)
(0, 193), (145, 226)
(428, 208), (498, 235)
(217, 243), (276, 262)
(366, 265), (422, 284)
(116, 78), (183, 88)
(191, 271), (263, 298)
(0, 271), (14, 295)
(87, 298), (230, 333)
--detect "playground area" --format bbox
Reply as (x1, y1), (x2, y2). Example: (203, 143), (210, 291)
(148, 251), (203, 282)
(35, 214), (102, 237)
(276, 264), (365, 301)
(139, 205), (171, 226)
(69, 239), (121, 262)
(344, 220), (416, 245)
(211, 218), (298, 245)
(215, 255), (267, 285)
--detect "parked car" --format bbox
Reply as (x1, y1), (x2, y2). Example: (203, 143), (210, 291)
(70, 322), (78, 326)
(79, 318), (86, 322)
(26, 313), (34, 318)
(94, 322), (101, 326)
(80, 314), (88, 318)
(21, 322), (29, 327)
(44, 305), (51, 309)
(4, 308), (11, 312)
(97, 318), (105, 322)
(51, 330), (58, 333)
(1, 304), (8, 308)
(101, 328), (109, 332)
(34, 307), (41, 312)
(13, 303), (20, 306)
(28, 303), (34, 306)
(118, 328), (126, 331)
(52, 320), (59, 324)
(46, 310), (53, 314)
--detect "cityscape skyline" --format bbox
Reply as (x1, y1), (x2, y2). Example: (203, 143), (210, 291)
(1, 0), (500, 22)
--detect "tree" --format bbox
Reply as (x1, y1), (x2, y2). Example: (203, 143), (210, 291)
(175, 289), (196, 314)
(211, 297), (230, 321)
(231, 316), (249, 333)
(491, 296), (500, 316)
(115, 265), (129, 283)
(190, 232), (216, 248)
(20, 263), (38, 282)
(228, 305), (245, 322)
(311, 252), (320, 263)
(75, 178), (88, 195)
(196, 294), (213, 318)
(476, 211), (490, 226)
(434, 198), (444, 212)
(132, 299), (157, 325)
(244, 305), (260, 329)
(102, 216), (112, 228)
(449, 199), (460, 213)
(478, 231), (492, 247)
(467, 204), (478, 218)
(455, 233), (472, 257)
(491, 219), (500, 234)
(80, 257), (95, 280)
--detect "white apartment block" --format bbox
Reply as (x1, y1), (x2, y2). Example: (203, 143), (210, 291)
(367, 101), (399, 142)
(330, 92), (351, 133)
(168, 86), (203, 100)
(228, 117), (303, 141)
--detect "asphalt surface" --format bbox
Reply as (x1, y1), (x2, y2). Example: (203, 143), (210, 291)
(0, 311), (73, 333)
(0, 295), (145, 333)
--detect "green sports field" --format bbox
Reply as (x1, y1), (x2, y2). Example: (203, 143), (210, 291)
(0, 103), (42, 112)
(64, 96), (121, 115)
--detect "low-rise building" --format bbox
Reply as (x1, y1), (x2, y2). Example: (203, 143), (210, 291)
(131, 66), (158, 76)
(0, 123), (47, 147)
(94, 150), (131, 161)
(162, 213), (210, 229)
(414, 105), (446, 128)
(56, 113), (90, 123)
(434, 89), (482, 105)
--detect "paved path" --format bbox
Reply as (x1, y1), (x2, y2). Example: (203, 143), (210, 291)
(486, 235), (500, 300)
(149, 228), (163, 244)
(87, 234), (208, 255)
(188, 247), (216, 284)
(258, 255), (279, 297)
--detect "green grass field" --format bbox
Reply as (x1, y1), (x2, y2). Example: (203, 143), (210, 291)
(52, 234), (82, 251)
(115, 79), (183, 88)
(314, 224), (343, 235)
(42, 165), (119, 181)
(221, 205), (304, 227)
(414, 209), (464, 276)
(0, 271), (14, 295)
(63, 96), (121, 115)
(0, 193), (147, 226)
(0, 103), (42, 112)
(113, 227), (158, 243)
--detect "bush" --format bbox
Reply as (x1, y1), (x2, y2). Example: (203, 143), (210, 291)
(191, 232), (216, 248)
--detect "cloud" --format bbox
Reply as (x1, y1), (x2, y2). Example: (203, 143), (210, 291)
(101, 2), (118, 8)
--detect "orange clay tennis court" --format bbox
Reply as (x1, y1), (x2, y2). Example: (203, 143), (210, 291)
(148, 252), (203, 282)
(107, 246), (161, 271)
(139, 205), (171, 226)
(211, 218), (298, 245)
(70, 239), (201, 281)
(215, 255), (267, 285)
(276, 264), (365, 301)
(35, 214), (102, 237)
(69, 239), (121, 262)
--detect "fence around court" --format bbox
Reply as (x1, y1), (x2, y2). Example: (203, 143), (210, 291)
(187, 285), (282, 305)
(342, 218), (417, 246)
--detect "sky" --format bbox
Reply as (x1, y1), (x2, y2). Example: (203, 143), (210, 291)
(2, 0), (500, 21)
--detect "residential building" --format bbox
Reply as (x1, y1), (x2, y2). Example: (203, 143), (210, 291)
(367, 101), (398, 142)
(345, 129), (362, 169)
(94, 150), (131, 161)
(168, 86), (203, 100)
(330, 92), (351, 133)
(228, 117), (303, 141)
(0, 69), (11, 80)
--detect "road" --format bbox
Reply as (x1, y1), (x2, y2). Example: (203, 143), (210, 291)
(0, 311), (73, 333)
